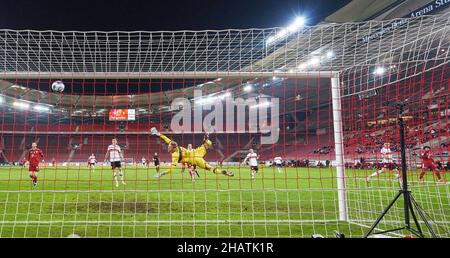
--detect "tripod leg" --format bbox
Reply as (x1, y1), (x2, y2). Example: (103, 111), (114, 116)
(407, 193), (425, 238)
(364, 190), (403, 238)
(409, 194), (437, 238)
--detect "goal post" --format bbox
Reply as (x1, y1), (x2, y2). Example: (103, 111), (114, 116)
(331, 74), (348, 221)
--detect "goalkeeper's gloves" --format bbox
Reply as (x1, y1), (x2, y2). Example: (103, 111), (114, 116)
(150, 127), (160, 136)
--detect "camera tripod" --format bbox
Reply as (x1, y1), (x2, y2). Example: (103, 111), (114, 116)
(364, 102), (437, 238)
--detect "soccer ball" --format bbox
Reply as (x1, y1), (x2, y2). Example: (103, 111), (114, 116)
(51, 80), (65, 92)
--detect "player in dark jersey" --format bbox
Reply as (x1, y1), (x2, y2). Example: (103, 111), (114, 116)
(27, 142), (44, 188)
(153, 152), (160, 174)
(419, 146), (444, 184)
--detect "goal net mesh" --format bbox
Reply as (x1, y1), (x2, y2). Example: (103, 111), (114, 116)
(0, 13), (449, 237)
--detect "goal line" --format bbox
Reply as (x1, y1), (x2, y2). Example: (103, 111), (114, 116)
(2, 219), (449, 224)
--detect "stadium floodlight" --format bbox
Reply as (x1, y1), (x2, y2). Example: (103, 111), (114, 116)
(373, 67), (385, 75)
(277, 29), (288, 38)
(265, 36), (276, 45)
(267, 16), (306, 46)
(33, 105), (50, 112)
(13, 101), (30, 109)
(326, 50), (334, 59)
(308, 57), (320, 66)
(288, 16), (306, 32)
(297, 63), (307, 70)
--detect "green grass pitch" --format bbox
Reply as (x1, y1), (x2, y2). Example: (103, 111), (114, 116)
(0, 165), (448, 237)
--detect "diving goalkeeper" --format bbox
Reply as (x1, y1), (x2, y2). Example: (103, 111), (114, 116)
(150, 127), (234, 178)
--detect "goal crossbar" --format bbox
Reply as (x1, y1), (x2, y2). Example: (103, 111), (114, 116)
(0, 71), (337, 80)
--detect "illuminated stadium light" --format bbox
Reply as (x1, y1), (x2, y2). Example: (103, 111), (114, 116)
(33, 105), (50, 112)
(13, 101), (30, 109)
(266, 36), (276, 45)
(266, 16), (306, 46)
(326, 50), (334, 59)
(288, 16), (306, 32)
(308, 57), (320, 66)
(277, 29), (288, 39)
(373, 67), (385, 76)
(297, 63), (307, 70)
(243, 84), (252, 92)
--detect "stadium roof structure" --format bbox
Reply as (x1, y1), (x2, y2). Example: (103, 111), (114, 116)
(0, 12), (449, 115)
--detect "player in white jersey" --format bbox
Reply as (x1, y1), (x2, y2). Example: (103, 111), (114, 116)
(366, 142), (399, 182)
(242, 149), (259, 179)
(87, 153), (97, 172)
(104, 138), (126, 187)
(274, 156), (283, 173)
(141, 157), (147, 168)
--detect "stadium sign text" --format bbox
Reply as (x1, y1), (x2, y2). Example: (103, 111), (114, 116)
(170, 90), (280, 144)
(360, 0), (450, 44)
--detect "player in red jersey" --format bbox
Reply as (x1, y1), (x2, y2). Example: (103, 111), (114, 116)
(21, 156), (27, 167)
(419, 146), (444, 184)
(27, 142), (44, 188)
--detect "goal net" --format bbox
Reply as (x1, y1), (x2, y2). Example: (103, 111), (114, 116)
(0, 13), (449, 238)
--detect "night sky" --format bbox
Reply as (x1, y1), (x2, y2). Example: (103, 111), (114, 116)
(0, 0), (351, 31)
